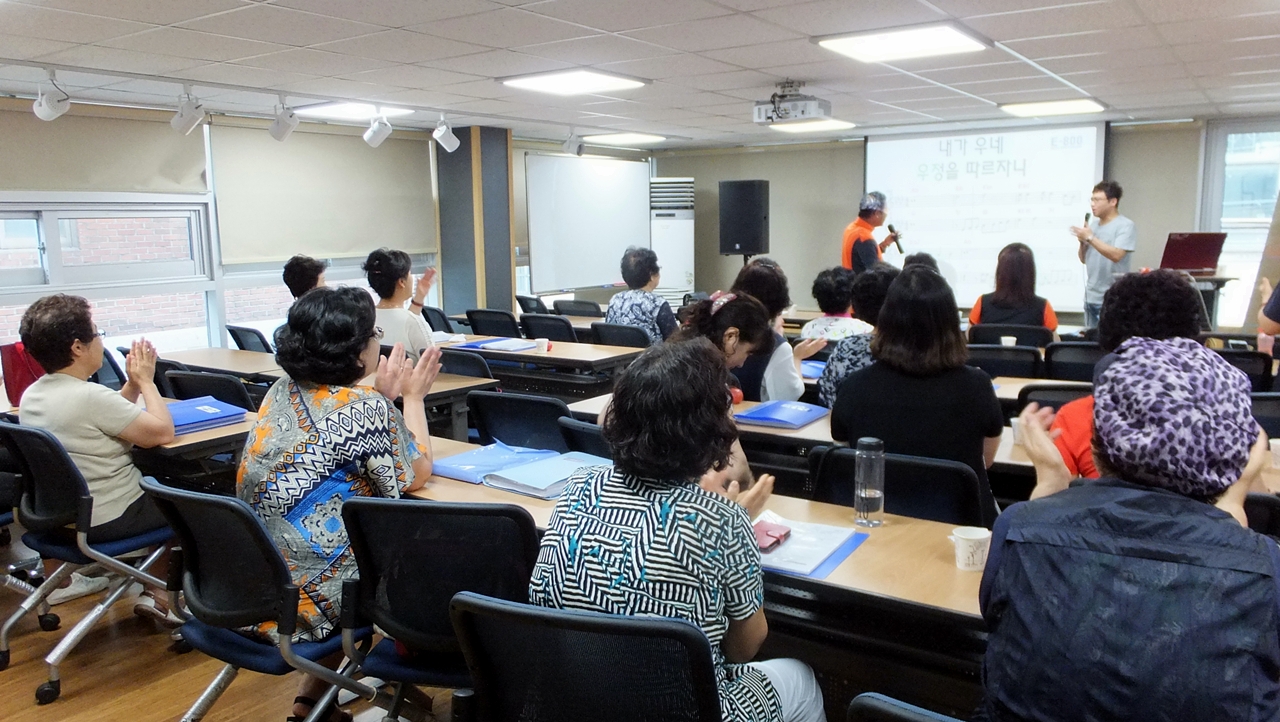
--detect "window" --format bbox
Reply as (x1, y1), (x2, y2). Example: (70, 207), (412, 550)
(0, 215), (45, 286)
(1204, 123), (1280, 327)
(93, 290), (210, 353)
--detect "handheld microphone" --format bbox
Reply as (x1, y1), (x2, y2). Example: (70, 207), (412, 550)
(887, 224), (904, 254)
(1084, 212), (1091, 225)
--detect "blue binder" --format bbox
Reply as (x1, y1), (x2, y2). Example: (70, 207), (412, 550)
(733, 400), (828, 429)
(800, 360), (826, 379)
(483, 452), (612, 500)
(168, 396), (248, 435)
(432, 442), (560, 485)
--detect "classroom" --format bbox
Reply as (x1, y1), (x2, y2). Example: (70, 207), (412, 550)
(2, 1), (1280, 721)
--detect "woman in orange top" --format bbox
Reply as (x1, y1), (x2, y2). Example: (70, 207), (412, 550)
(969, 243), (1058, 331)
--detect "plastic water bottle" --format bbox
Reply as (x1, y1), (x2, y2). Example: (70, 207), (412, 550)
(855, 437), (885, 528)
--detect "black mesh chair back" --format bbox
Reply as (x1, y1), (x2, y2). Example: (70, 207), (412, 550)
(968, 323), (1054, 348)
(90, 350), (127, 391)
(557, 417), (612, 459)
(1043, 341), (1106, 382)
(810, 446), (993, 528)
(442, 350), (494, 379)
(380, 344), (395, 359)
(450, 592), (722, 722)
(591, 323), (651, 349)
(1245, 493), (1280, 541)
(1253, 393), (1280, 437)
(965, 345), (1041, 379)
(166, 370), (256, 411)
(847, 692), (963, 722)
(154, 358), (189, 398)
(683, 292), (709, 306)
(552, 299), (602, 318)
(1016, 383), (1093, 414)
(424, 307), (454, 334)
(520, 314), (577, 343)
(0, 422), (87, 532)
(467, 391), (571, 452)
(467, 310), (523, 338)
(516, 296), (549, 315)
(140, 477), (293, 629)
(342, 498), (538, 655)
(227, 325), (273, 353)
(1214, 349), (1274, 393)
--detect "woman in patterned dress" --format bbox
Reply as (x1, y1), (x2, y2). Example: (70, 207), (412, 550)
(237, 286), (442, 722)
(604, 247), (678, 345)
(816, 263), (900, 407)
(529, 338), (825, 722)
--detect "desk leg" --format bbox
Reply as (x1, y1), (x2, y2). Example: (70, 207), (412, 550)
(449, 401), (469, 442)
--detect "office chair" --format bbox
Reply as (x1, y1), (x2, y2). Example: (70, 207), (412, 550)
(450, 592), (723, 722)
(340, 498), (540, 722)
(0, 422), (172, 701)
(847, 693), (964, 722)
(1016, 383), (1093, 414)
(1043, 342), (1107, 382)
(441, 349), (494, 380)
(590, 322), (651, 349)
(467, 390), (572, 452)
(968, 324), (1054, 348)
(552, 299), (603, 318)
(1214, 349), (1273, 393)
(1253, 393), (1280, 438)
(466, 310), (523, 338)
(515, 295), (549, 315)
(520, 314), (577, 343)
(166, 370), (256, 411)
(153, 358), (189, 398)
(140, 478), (380, 722)
(89, 349), (127, 391)
(226, 325), (273, 353)
(683, 292), (710, 306)
(1245, 493), (1280, 542)
(810, 445), (995, 528)
(965, 345), (1042, 379)
(0, 448), (55, 626)
(424, 306), (454, 334)
(557, 417), (612, 459)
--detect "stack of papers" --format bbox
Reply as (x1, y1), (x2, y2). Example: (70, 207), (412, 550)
(169, 396), (248, 435)
(734, 400), (828, 429)
(455, 338), (538, 352)
(431, 331), (467, 345)
(483, 451), (611, 500)
(755, 510), (867, 578)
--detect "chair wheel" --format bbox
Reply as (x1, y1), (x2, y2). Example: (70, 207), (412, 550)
(0, 649), (9, 671)
(38, 613), (60, 632)
(35, 679), (60, 704)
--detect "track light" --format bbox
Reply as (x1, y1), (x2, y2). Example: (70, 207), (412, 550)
(170, 85), (205, 135)
(562, 128), (584, 156)
(269, 97), (300, 142)
(32, 70), (70, 122)
(363, 116), (393, 148)
(433, 114), (460, 153)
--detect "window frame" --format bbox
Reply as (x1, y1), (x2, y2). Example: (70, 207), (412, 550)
(1201, 118), (1280, 234)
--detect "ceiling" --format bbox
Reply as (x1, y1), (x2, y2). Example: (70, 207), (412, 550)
(1, 0), (1279, 148)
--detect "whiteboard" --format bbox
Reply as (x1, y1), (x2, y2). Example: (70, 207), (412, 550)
(526, 154), (650, 293)
(866, 124), (1105, 313)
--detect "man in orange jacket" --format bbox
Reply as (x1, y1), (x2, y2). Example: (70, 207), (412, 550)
(841, 191), (899, 274)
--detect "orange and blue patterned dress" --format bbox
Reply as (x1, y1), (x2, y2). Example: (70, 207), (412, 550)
(237, 377), (424, 642)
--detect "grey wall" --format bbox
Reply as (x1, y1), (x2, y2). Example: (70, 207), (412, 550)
(1106, 122), (1204, 273)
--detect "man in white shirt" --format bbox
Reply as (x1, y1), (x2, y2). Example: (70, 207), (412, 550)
(1070, 180), (1136, 328)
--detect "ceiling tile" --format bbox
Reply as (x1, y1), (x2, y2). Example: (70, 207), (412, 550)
(881, 47), (1013, 74)
(1207, 85), (1280, 102)
(1067, 63), (1188, 84)
(623, 14), (804, 53)
(425, 49), (574, 77)
(339, 64), (483, 88)
(516, 35), (674, 65)
(1156, 14), (1280, 46)
(1186, 56), (1280, 78)
(895, 97), (994, 111)
(962, 2), (1146, 42)
(1078, 77), (1200, 94)
(703, 38), (835, 68)
(238, 49), (399, 77)
(1194, 72), (1280, 89)
(407, 9), (596, 48)
(1036, 47), (1181, 74)
(928, 0), (1103, 18)
(1170, 37), (1280, 64)
(274, 0), (503, 27)
(364, 88), (483, 107)
(598, 53), (739, 79)
(104, 78), (212, 97)
(706, 0), (813, 9)
(673, 69), (784, 91)
(1131, 0), (1280, 24)
(951, 76), (1064, 94)
(13, 0), (242, 25)
(1112, 90), (1215, 106)
(272, 77), (393, 99)
(752, 0), (945, 36)
(1218, 100), (1280, 114)
(914, 61), (1035, 84)
(98, 28), (290, 63)
(0, 32), (75, 60)
(177, 5), (385, 47)
(172, 63), (323, 91)
(312, 30), (489, 64)
(0, 4), (154, 44)
(527, 0), (731, 33)
(33, 45), (206, 75)
(431, 78), (520, 99)
(754, 59), (880, 84)
(71, 87), (181, 107)
(1001, 26), (1165, 58)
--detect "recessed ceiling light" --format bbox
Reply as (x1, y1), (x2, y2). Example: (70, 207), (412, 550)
(582, 133), (666, 146)
(1000, 98), (1106, 117)
(769, 119), (857, 133)
(294, 102), (414, 121)
(502, 70), (646, 96)
(817, 24), (987, 63)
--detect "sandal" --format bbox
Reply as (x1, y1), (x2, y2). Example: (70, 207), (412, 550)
(287, 695), (353, 722)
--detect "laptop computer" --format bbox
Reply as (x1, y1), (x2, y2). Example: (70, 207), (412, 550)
(1159, 232), (1227, 275)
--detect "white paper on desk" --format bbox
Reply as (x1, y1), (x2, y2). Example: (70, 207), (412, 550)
(754, 510), (857, 576)
(432, 332), (467, 344)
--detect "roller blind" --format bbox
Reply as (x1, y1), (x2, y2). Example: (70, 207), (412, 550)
(210, 121), (437, 264)
(0, 104), (206, 193)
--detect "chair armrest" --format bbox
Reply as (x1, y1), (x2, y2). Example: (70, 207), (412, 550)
(451, 689), (475, 722)
(340, 578), (364, 665)
(276, 583), (299, 639)
(76, 495), (94, 533)
(277, 583), (378, 702)
(166, 548), (192, 622)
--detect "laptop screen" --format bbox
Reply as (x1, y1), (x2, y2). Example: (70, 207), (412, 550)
(1159, 233), (1227, 273)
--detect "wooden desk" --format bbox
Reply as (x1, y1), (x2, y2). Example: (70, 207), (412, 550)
(164, 348), (284, 380)
(781, 309), (822, 329)
(439, 336), (642, 401)
(568, 394), (836, 447)
(991, 376), (1089, 403)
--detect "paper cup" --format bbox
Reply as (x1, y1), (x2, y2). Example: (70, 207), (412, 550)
(535, 338), (550, 353)
(949, 526), (992, 571)
(1010, 418), (1023, 446)
(1000, 336), (1017, 347)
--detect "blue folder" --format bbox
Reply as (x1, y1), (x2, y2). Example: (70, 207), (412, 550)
(800, 360), (826, 379)
(453, 338), (538, 352)
(733, 400), (828, 429)
(483, 452), (612, 500)
(168, 396), (248, 435)
(432, 442), (560, 485)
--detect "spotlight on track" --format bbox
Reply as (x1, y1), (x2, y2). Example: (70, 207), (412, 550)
(364, 116), (393, 148)
(433, 114), (460, 153)
(269, 96), (300, 142)
(170, 85), (206, 135)
(32, 69), (70, 122)
(562, 127), (584, 156)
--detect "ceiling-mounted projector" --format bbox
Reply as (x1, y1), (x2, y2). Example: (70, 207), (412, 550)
(753, 79), (832, 125)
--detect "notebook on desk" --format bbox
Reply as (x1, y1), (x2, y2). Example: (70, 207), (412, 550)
(168, 396), (248, 435)
(483, 452), (612, 500)
(734, 400), (828, 429)
(432, 442), (560, 485)
(454, 338), (538, 352)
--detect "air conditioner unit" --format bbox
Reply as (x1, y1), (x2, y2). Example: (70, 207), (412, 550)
(650, 177), (695, 307)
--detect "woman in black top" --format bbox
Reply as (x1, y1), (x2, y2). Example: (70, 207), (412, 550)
(968, 243), (1058, 332)
(831, 266), (1004, 515)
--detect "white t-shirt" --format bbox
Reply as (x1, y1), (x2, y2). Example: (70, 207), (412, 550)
(19, 372), (144, 526)
(760, 339), (805, 402)
(375, 307), (434, 362)
(800, 315), (873, 341)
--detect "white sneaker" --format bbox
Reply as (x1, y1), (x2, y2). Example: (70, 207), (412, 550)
(133, 593), (184, 628)
(47, 572), (110, 606)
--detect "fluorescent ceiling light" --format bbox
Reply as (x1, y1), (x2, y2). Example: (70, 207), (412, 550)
(295, 102), (414, 121)
(582, 133), (666, 146)
(818, 24), (986, 63)
(769, 119), (856, 133)
(1000, 98), (1106, 117)
(503, 70), (646, 96)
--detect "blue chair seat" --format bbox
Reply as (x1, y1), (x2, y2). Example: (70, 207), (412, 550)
(0, 511), (12, 526)
(179, 618), (373, 676)
(356, 638), (471, 688)
(21, 525), (172, 565)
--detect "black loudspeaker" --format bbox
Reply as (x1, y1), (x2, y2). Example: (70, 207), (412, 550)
(719, 180), (769, 255)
